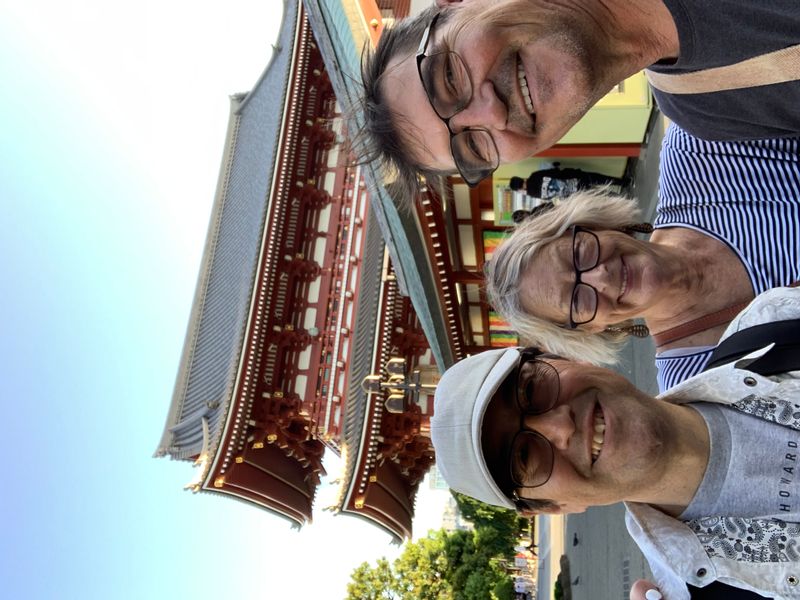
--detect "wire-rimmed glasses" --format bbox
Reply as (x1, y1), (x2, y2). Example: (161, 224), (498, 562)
(415, 12), (500, 187)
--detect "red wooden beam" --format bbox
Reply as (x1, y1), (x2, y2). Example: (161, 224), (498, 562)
(537, 143), (642, 158)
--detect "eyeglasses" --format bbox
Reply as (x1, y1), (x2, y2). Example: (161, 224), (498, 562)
(416, 12), (500, 187)
(504, 351), (561, 499)
(566, 226), (600, 329)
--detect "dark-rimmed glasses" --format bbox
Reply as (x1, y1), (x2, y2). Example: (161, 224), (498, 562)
(504, 350), (561, 500)
(416, 12), (500, 187)
(566, 226), (601, 329)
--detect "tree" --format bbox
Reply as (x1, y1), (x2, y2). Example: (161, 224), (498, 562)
(392, 530), (453, 600)
(554, 578), (564, 600)
(452, 491), (527, 557)
(346, 531), (452, 600)
(346, 528), (514, 600)
(347, 558), (396, 600)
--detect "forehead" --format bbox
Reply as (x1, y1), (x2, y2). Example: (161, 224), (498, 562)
(380, 7), (472, 174)
(519, 235), (571, 321)
(381, 50), (455, 173)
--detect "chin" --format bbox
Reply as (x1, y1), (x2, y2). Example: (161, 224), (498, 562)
(625, 411), (668, 473)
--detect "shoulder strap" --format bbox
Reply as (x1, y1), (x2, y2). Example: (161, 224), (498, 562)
(688, 581), (770, 599)
(645, 43), (800, 95)
(652, 301), (749, 347)
(705, 318), (800, 375)
(654, 283), (800, 348)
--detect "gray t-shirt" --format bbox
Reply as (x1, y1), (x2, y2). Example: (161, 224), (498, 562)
(653, 0), (800, 141)
(681, 402), (800, 521)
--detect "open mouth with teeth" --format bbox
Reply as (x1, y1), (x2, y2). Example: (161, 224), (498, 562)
(591, 405), (606, 464)
(516, 55), (536, 125)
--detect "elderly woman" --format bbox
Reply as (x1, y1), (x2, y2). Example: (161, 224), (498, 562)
(488, 124), (800, 391)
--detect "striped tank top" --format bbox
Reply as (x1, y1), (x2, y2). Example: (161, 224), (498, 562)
(654, 124), (800, 392)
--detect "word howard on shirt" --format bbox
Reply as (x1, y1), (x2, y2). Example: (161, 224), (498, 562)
(778, 440), (798, 513)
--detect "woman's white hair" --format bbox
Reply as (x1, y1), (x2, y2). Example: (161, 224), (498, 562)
(486, 189), (644, 365)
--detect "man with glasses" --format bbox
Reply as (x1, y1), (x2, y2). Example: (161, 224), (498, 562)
(431, 286), (800, 599)
(359, 0), (800, 201)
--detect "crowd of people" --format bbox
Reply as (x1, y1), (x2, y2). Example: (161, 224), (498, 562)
(357, 1), (800, 598)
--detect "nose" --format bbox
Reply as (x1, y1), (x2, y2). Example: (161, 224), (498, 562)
(449, 79), (508, 132)
(578, 261), (612, 295)
(524, 404), (574, 450)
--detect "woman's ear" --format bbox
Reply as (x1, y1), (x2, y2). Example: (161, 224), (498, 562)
(604, 322), (651, 339)
(621, 222), (654, 236)
(579, 321), (607, 335)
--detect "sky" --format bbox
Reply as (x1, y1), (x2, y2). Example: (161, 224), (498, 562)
(0, 1), (448, 598)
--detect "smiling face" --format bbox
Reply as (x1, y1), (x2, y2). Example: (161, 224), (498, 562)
(519, 229), (669, 331)
(481, 358), (674, 513)
(381, 0), (613, 174)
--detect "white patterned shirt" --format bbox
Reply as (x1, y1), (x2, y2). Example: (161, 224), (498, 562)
(626, 287), (800, 600)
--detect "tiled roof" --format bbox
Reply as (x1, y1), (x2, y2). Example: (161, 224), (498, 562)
(155, 0), (299, 461)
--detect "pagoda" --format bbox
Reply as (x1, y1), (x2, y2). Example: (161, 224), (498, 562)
(156, 0), (439, 542)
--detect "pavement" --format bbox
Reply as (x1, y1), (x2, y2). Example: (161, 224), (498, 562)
(537, 111), (668, 600)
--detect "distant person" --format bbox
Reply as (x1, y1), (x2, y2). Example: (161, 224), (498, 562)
(508, 176), (525, 192)
(524, 162), (626, 200)
(506, 176), (552, 223)
(431, 286), (800, 600)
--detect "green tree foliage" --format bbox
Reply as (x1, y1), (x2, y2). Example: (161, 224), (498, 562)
(347, 491), (529, 600)
(347, 559), (396, 600)
(392, 530), (453, 600)
(452, 491), (527, 558)
(493, 576), (514, 600)
(346, 528), (513, 600)
(554, 578), (564, 600)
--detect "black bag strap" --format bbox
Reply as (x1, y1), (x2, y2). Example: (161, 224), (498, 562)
(705, 319), (800, 375)
(688, 581), (773, 599)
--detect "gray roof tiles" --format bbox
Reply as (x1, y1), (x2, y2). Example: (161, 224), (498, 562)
(156, 0), (298, 460)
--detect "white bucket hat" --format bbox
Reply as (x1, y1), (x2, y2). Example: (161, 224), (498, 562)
(430, 347), (522, 509)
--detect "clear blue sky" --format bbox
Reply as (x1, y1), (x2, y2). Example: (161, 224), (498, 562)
(0, 2), (447, 598)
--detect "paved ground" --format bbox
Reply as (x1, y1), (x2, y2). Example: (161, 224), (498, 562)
(565, 504), (654, 600)
(539, 112), (668, 600)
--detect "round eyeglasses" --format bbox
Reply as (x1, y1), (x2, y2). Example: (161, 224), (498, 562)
(415, 12), (500, 187)
(505, 352), (561, 493)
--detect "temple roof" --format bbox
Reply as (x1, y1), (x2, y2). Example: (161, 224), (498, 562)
(155, 0), (298, 462)
(156, 0), (437, 537)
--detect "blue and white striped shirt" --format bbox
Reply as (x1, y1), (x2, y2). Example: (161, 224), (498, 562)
(654, 125), (800, 391)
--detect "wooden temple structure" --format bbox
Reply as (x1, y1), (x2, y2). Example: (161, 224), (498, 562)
(157, 0), (651, 542)
(156, 0), (440, 542)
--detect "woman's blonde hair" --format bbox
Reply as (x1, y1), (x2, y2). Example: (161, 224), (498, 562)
(486, 189), (644, 365)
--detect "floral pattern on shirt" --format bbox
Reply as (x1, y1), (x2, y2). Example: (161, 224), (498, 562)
(733, 395), (800, 431)
(686, 516), (800, 562)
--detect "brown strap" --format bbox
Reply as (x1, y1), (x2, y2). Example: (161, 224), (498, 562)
(652, 301), (750, 347)
(653, 281), (800, 347)
(645, 43), (800, 95)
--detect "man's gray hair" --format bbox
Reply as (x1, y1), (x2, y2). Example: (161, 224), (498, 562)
(486, 190), (644, 365)
(356, 6), (450, 206)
